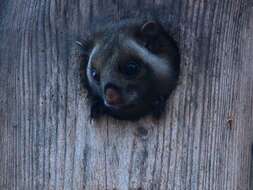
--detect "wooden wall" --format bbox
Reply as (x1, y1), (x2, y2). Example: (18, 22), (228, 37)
(0, 0), (253, 189)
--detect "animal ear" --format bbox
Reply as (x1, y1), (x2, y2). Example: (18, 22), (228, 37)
(138, 20), (165, 50)
(141, 20), (162, 38)
(76, 40), (85, 48)
(75, 37), (93, 55)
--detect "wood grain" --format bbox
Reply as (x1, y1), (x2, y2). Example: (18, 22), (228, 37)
(0, 0), (253, 189)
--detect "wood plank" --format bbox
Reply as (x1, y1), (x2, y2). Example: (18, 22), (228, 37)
(0, 0), (252, 189)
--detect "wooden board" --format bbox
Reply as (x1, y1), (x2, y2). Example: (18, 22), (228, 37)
(0, 0), (253, 189)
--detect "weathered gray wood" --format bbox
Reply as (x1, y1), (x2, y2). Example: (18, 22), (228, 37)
(0, 0), (253, 190)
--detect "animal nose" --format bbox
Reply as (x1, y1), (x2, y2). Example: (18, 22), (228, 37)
(104, 84), (122, 106)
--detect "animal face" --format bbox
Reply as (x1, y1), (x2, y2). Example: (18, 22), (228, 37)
(79, 19), (180, 120)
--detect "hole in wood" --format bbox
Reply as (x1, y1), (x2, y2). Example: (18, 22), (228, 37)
(79, 18), (180, 121)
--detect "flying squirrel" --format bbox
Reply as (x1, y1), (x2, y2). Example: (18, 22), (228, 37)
(77, 18), (180, 120)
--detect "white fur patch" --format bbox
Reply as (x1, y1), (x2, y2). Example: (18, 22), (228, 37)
(86, 44), (100, 95)
(124, 39), (171, 79)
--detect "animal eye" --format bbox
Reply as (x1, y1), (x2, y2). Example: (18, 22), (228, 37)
(123, 61), (141, 77)
(90, 67), (100, 82)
